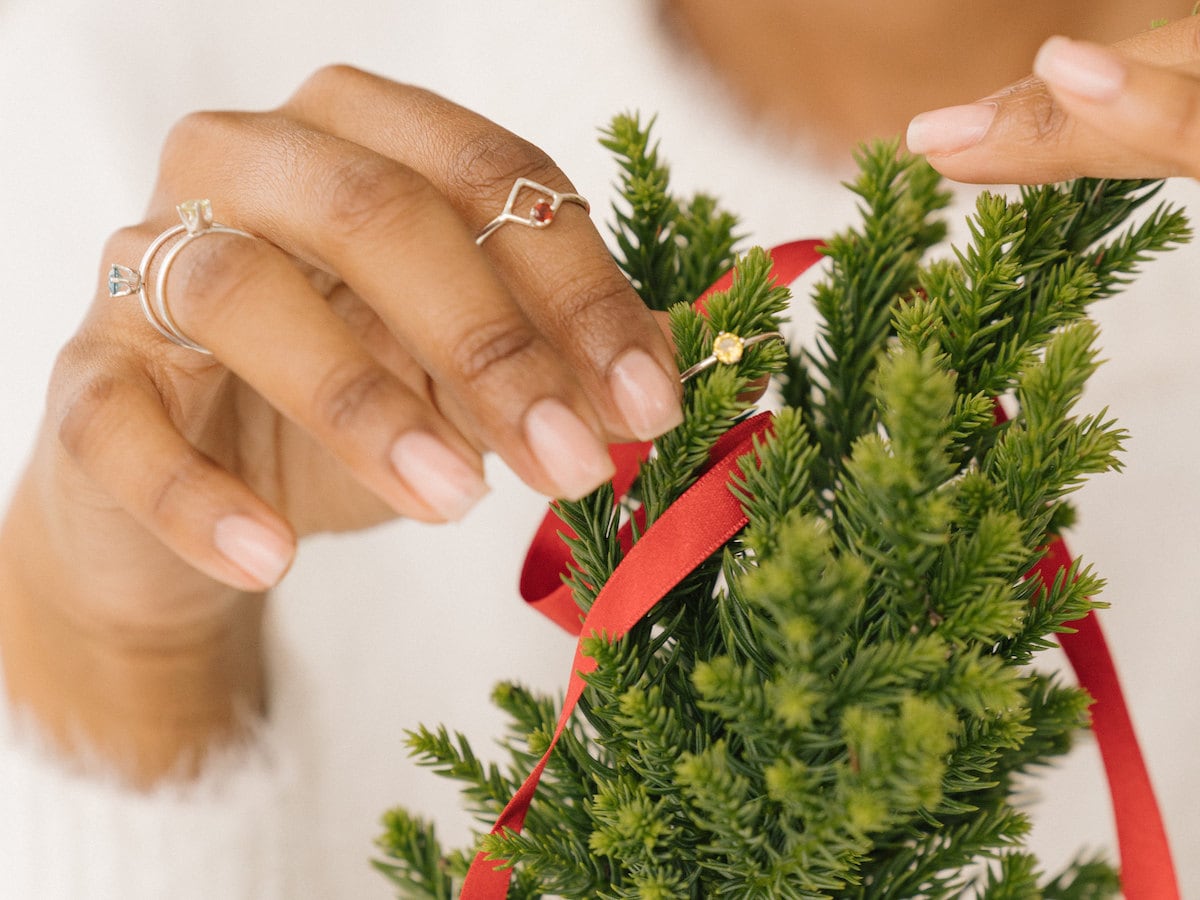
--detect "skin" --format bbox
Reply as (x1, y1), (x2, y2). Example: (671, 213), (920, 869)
(908, 15), (1200, 183)
(0, 71), (686, 783)
(662, 0), (1169, 157)
(3, 4), (1199, 784)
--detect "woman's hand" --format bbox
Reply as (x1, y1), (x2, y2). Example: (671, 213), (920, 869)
(0, 66), (683, 779)
(905, 15), (1200, 183)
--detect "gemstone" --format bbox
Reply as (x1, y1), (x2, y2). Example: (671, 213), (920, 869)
(530, 199), (555, 225)
(177, 199), (214, 234)
(712, 332), (745, 365)
(107, 264), (141, 298)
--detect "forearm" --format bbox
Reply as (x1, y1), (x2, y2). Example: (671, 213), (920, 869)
(0, 461), (267, 786)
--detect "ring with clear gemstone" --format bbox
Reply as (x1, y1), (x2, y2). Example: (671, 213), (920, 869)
(107, 264), (142, 298)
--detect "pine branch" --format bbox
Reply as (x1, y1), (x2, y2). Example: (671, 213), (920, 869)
(976, 852), (1043, 899)
(404, 725), (521, 826)
(600, 113), (744, 311)
(599, 113), (679, 311)
(378, 117), (1187, 899)
(807, 141), (951, 488)
(1041, 854), (1121, 899)
(637, 246), (791, 523)
(674, 192), (743, 305)
(374, 810), (458, 900)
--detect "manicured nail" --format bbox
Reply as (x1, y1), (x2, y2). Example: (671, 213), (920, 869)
(390, 431), (489, 521)
(523, 398), (616, 500)
(609, 348), (684, 440)
(213, 515), (292, 588)
(1034, 36), (1125, 101)
(906, 102), (997, 155)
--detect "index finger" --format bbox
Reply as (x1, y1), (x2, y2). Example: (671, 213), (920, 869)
(283, 67), (684, 443)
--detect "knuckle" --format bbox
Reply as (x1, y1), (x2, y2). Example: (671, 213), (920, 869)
(313, 361), (395, 433)
(56, 362), (124, 462)
(318, 154), (425, 242)
(997, 78), (1071, 147)
(1023, 87), (1069, 143)
(448, 318), (541, 385)
(291, 63), (371, 106)
(449, 128), (559, 201)
(102, 224), (157, 264)
(547, 264), (635, 332)
(161, 110), (246, 169)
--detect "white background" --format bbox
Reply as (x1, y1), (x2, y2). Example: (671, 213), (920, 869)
(1, 0), (1198, 896)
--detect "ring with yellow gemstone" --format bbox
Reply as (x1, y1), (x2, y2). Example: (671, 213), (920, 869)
(107, 199), (253, 355)
(678, 330), (786, 383)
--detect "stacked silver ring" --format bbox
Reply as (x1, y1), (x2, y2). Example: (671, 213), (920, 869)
(108, 199), (252, 355)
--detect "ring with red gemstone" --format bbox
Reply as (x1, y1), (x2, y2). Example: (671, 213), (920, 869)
(679, 330), (787, 383)
(474, 177), (590, 245)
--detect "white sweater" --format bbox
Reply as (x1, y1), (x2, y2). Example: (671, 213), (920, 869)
(1, 1), (1198, 896)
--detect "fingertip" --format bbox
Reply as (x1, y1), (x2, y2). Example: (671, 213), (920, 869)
(608, 347), (684, 442)
(1033, 36), (1126, 102)
(212, 514), (295, 590)
(522, 397), (616, 501)
(389, 430), (490, 522)
(904, 103), (998, 157)
(905, 82), (1084, 185)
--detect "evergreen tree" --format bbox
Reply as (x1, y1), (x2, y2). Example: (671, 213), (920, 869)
(374, 115), (1190, 899)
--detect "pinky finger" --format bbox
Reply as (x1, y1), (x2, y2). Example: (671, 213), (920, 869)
(1033, 35), (1200, 180)
(56, 369), (295, 592)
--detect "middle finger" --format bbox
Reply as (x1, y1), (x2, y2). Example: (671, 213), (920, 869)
(284, 67), (685, 442)
(156, 110), (623, 501)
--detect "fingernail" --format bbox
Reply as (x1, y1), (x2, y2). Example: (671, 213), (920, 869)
(1034, 36), (1125, 101)
(523, 398), (616, 500)
(213, 515), (292, 588)
(390, 431), (489, 521)
(609, 348), (684, 440)
(906, 102), (997, 155)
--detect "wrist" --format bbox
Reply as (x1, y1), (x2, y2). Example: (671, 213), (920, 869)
(0, 466), (268, 784)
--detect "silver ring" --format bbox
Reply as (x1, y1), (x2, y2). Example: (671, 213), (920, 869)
(475, 177), (589, 245)
(679, 330), (786, 383)
(108, 199), (252, 355)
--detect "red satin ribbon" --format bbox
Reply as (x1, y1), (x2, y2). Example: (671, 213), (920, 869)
(519, 240), (826, 633)
(1006, 426), (1181, 899)
(462, 411), (775, 897)
(462, 240), (1178, 898)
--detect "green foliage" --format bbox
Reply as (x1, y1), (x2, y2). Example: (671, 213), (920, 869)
(599, 112), (743, 311)
(376, 116), (1190, 897)
(374, 810), (459, 900)
(799, 141), (951, 492)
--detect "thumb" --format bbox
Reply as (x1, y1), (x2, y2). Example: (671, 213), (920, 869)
(905, 16), (1200, 184)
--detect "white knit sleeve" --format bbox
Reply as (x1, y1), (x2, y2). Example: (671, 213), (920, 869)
(0, 711), (304, 900)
